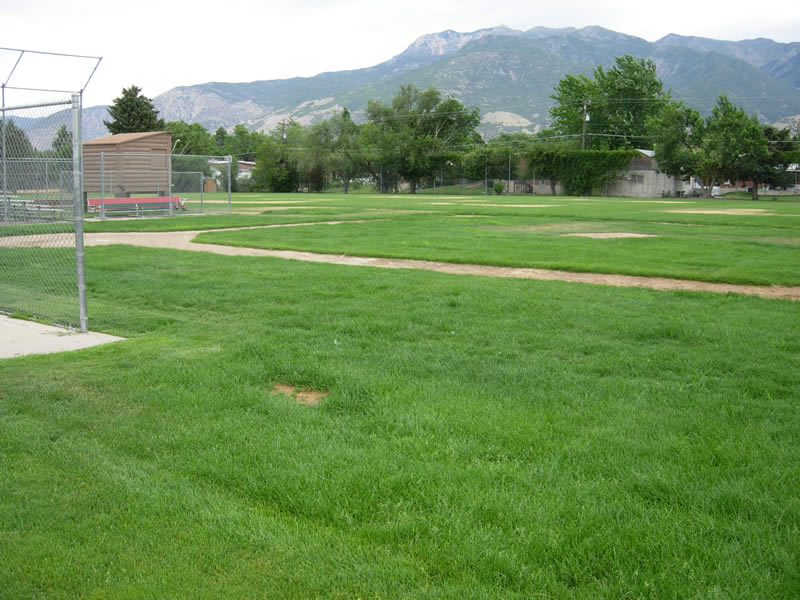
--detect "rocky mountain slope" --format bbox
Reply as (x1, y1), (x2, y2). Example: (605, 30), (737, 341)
(21, 26), (800, 143)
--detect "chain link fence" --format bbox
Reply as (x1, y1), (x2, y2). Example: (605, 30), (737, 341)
(0, 48), (98, 331)
(0, 97), (85, 329)
(84, 153), (232, 217)
(328, 174), (556, 196)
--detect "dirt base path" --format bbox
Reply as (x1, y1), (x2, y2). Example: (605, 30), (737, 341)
(74, 225), (800, 301)
(9, 222), (798, 300)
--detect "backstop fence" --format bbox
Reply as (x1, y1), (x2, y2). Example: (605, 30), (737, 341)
(0, 48), (100, 332)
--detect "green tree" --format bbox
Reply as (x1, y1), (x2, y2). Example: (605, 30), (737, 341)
(103, 85), (166, 134)
(460, 133), (534, 194)
(523, 144), (635, 195)
(0, 119), (35, 159)
(217, 124), (267, 162)
(251, 122), (303, 192)
(214, 127), (228, 151)
(166, 121), (214, 156)
(51, 124), (72, 159)
(366, 85), (480, 193)
(551, 55), (669, 150)
(306, 109), (365, 193)
(520, 138), (574, 195)
(650, 96), (769, 198)
(215, 160), (239, 192)
(746, 125), (796, 199)
(302, 121), (330, 192)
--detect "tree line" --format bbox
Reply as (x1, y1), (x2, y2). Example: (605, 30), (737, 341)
(0, 121), (73, 161)
(105, 63), (800, 198)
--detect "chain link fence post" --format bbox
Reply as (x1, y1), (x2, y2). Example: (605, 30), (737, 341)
(72, 93), (87, 332)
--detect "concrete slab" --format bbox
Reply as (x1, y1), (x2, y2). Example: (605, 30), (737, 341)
(0, 315), (125, 359)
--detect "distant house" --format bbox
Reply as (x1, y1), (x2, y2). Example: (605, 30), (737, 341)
(237, 161), (255, 179)
(83, 131), (172, 197)
(605, 149), (686, 198)
(208, 158), (254, 180)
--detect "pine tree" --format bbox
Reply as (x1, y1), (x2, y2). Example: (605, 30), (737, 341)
(0, 119), (35, 158)
(51, 124), (72, 158)
(103, 85), (166, 134)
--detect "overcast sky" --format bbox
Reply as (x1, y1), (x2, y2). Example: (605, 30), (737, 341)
(2, 0), (798, 108)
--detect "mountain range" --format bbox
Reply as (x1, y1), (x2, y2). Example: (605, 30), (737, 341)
(36, 26), (800, 143)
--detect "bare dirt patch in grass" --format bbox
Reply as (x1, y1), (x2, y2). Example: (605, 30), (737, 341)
(272, 383), (326, 405)
(366, 209), (436, 214)
(486, 222), (616, 233)
(259, 199), (340, 204)
(465, 203), (558, 208)
(230, 207), (271, 214)
(423, 196), (473, 200)
(258, 206), (319, 211)
(664, 208), (790, 216)
(763, 237), (800, 246)
(628, 200), (692, 204)
(562, 232), (657, 239)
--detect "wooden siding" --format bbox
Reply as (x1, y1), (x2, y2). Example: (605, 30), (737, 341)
(83, 132), (172, 196)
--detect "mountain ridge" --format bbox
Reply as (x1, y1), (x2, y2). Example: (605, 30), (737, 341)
(35, 26), (800, 143)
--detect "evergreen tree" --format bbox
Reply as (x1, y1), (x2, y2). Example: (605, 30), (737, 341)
(215, 127), (228, 150)
(51, 124), (72, 159)
(0, 119), (35, 158)
(103, 85), (166, 134)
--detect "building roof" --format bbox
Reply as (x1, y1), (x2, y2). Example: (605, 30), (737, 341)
(84, 131), (170, 146)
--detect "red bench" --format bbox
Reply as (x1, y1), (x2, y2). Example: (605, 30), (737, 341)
(88, 196), (186, 216)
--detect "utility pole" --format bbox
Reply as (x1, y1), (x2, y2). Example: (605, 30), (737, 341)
(507, 153), (511, 195)
(484, 153), (488, 195)
(581, 100), (589, 151)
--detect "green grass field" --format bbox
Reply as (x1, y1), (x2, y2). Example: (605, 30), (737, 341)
(2, 193), (799, 598)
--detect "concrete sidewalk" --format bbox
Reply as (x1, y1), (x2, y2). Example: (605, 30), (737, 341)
(0, 315), (124, 359)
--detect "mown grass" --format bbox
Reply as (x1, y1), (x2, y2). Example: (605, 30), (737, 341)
(2, 194), (799, 597)
(721, 191), (800, 202)
(189, 194), (800, 286)
(82, 212), (380, 233)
